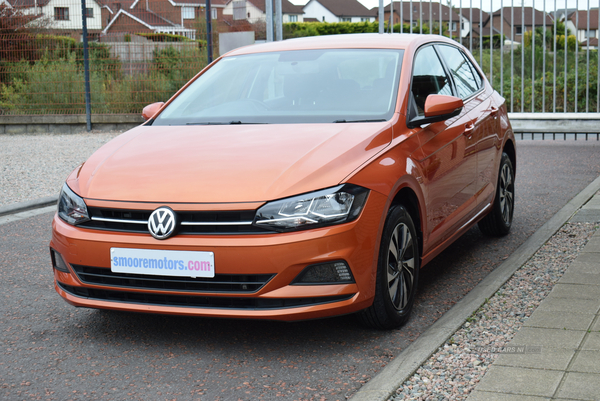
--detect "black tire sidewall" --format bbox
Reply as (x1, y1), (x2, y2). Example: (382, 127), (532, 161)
(374, 205), (420, 327)
(495, 153), (514, 232)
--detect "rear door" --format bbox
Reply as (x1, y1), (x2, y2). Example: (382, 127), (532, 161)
(436, 44), (498, 212)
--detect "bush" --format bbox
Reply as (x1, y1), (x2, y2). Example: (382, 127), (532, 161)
(0, 52), (108, 114)
(152, 46), (207, 93)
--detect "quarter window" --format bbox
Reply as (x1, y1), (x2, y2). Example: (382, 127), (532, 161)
(436, 45), (481, 99)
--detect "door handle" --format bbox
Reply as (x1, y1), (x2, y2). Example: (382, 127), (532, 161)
(464, 123), (475, 136)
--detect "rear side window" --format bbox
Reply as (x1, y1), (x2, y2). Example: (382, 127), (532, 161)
(436, 45), (481, 99)
(410, 45), (452, 116)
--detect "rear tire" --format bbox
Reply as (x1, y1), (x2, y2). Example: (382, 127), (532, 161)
(478, 152), (514, 236)
(358, 205), (419, 330)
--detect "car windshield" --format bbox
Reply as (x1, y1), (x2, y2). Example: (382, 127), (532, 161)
(152, 48), (403, 125)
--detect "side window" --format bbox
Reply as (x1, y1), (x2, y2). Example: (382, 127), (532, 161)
(436, 45), (481, 99)
(410, 46), (452, 116)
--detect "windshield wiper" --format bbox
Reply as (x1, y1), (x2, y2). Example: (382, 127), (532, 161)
(186, 121), (267, 125)
(333, 119), (387, 123)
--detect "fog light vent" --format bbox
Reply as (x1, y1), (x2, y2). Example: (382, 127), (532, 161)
(293, 261), (354, 285)
(50, 248), (69, 273)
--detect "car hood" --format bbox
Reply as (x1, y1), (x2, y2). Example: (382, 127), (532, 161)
(69, 123), (392, 203)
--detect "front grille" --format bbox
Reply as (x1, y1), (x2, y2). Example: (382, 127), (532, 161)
(58, 282), (353, 310)
(79, 207), (272, 235)
(72, 264), (273, 293)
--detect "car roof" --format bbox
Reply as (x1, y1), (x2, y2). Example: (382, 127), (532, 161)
(226, 33), (454, 56)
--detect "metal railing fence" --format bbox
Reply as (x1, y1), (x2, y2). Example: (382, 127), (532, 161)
(0, 0), (599, 118)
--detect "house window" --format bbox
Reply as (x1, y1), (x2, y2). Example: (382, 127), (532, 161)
(361, 17), (369, 22)
(515, 26), (523, 35)
(340, 17), (351, 22)
(451, 22), (457, 31)
(212, 8), (217, 19)
(586, 29), (597, 38)
(182, 6), (194, 20)
(54, 7), (69, 20)
(86, 8), (93, 18)
(233, 1), (246, 20)
(289, 15), (298, 22)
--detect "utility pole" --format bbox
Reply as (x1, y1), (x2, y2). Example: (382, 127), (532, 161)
(275, 0), (282, 41)
(266, 0), (273, 42)
(378, 0), (384, 34)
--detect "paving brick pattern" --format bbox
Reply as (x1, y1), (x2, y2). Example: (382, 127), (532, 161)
(468, 195), (600, 401)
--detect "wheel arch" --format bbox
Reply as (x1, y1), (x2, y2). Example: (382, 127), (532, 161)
(389, 186), (423, 262)
(502, 137), (516, 175)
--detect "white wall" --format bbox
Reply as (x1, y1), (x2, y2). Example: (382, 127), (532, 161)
(224, 0), (265, 23)
(284, 13), (304, 22)
(302, 0), (336, 22)
(36, 0), (103, 30)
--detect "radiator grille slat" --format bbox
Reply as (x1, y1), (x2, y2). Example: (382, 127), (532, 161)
(79, 207), (272, 235)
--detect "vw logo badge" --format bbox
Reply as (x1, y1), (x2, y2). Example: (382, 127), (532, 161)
(148, 207), (177, 240)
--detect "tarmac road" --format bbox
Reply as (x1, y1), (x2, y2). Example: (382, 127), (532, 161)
(1, 140), (600, 400)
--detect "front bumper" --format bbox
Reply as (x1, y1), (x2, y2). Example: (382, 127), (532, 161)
(50, 192), (387, 321)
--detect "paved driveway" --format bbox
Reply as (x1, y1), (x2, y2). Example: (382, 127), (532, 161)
(1, 141), (599, 400)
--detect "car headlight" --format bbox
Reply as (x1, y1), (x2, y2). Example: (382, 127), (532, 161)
(253, 184), (369, 232)
(57, 183), (90, 225)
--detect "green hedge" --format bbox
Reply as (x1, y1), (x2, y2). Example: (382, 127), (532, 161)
(136, 33), (207, 47)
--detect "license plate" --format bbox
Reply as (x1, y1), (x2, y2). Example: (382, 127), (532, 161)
(110, 248), (215, 278)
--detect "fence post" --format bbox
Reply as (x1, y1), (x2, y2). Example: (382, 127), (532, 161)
(80, 0), (91, 132)
(206, 0), (213, 64)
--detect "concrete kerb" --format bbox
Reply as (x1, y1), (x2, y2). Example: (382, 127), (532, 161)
(350, 174), (600, 401)
(0, 196), (58, 217)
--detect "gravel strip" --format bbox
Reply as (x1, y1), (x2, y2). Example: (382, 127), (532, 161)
(0, 132), (123, 208)
(390, 219), (599, 401)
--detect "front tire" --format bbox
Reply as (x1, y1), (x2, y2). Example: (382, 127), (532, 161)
(359, 205), (419, 330)
(478, 152), (515, 236)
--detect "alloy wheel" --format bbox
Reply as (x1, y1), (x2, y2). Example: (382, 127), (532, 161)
(387, 223), (416, 311)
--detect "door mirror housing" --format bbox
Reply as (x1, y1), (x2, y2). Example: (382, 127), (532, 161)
(407, 95), (463, 129)
(142, 102), (165, 121)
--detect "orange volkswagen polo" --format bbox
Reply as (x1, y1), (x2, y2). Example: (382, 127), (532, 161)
(50, 34), (515, 329)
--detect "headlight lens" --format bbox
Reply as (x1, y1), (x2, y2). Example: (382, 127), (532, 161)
(57, 183), (90, 225)
(253, 184), (369, 232)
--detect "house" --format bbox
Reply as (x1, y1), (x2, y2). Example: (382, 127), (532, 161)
(553, 7), (577, 22)
(378, 2), (464, 37)
(581, 37), (598, 49)
(101, 0), (227, 39)
(4, 0), (103, 37)
(565, 9), (599, 44)
(223, 0), (304, 24)
(488, 6), (553, 43)
(302, 0), (374, 23)
(460, 8), (488, 38)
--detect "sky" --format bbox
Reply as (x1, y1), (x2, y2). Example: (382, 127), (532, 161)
(289, 0), (600, 13)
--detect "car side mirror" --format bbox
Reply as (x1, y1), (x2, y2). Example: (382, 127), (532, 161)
(407, 95), (464, 129)
(142, 102), (165, 121)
